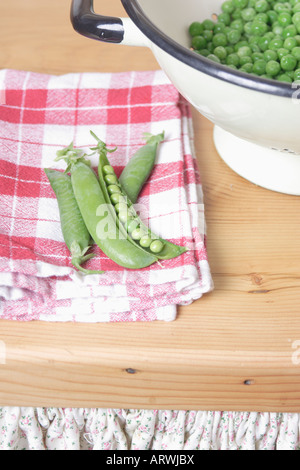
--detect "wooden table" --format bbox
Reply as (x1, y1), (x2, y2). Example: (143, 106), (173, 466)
(1, 0), (300, 412)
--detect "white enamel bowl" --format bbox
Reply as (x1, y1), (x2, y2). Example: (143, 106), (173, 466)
(71, 0), (300, 195)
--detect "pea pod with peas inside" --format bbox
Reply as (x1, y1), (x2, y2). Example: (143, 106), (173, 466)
(55, 144), (158, 270)
(91, 131), (187, 261)
(44, 166), (104, 275)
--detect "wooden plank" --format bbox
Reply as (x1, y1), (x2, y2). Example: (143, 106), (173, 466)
(0, 0), (300, 411)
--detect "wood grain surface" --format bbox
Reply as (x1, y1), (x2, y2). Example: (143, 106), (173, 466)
(0, 0), (300, 411)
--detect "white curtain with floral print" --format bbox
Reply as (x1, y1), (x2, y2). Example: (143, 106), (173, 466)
(0, 408), (299, 450)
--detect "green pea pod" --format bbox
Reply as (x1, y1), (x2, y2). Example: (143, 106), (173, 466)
(70, 162), (158, 269)
(119, 131), (165, 203)
(92, 133), (187, 262)
(44, 168), (104, 275)
(55, 144), (158, 269)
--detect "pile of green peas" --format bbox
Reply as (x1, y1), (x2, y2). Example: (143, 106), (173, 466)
(189, 0), (300, 82)
(102, 164), (165, 254)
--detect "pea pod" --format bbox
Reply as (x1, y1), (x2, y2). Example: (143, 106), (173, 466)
(55, 146), (158, 270)
(91, 132), (187, 261)
(44, 168), (104, 275)
(119, 131), (165, 203)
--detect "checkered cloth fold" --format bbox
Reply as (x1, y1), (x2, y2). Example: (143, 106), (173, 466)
(0, 69), (213, 322)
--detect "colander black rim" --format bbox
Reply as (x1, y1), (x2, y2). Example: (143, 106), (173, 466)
(121, 0), (297, 98)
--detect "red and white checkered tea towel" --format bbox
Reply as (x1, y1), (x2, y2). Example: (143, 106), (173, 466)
(0, 68), (213, 322)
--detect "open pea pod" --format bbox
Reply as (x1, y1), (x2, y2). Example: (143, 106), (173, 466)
(92, 132), (187, 262)
(55, 143), (158, 270)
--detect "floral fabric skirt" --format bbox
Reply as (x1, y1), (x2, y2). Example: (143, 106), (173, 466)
(0, 408), (299, 450)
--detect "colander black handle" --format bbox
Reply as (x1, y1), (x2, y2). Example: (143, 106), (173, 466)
(71, 0), (124, 43)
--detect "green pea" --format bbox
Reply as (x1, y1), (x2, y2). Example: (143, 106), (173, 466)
(266, 59), (281, 76)
(102, 165), (115, 175)
(235, 40), (249, 51)
(253, 59), (267, 74)
(206, 41), (214, 52)
(294, 67), (300, 79)
(126, 218), (139, 234)
(214, 46), (228, 60)
(226, 52), (240, 66)
(115, 202), (128, 213)
(197, 48), (210, 57)
(283, 25), (298, 38)
(278, 12), (292, 27)
(118, 210), (131, 224)
(274, 3), (290, 14)
(139, 235), (152, 248)
(264, 49), (278, 61)
(285, 70), (295, 79)
(293, 12), (300, 26)
(222, 1), (235, 14)
(202, 19), (215, 30)
(225, 45), (235, 54)
(104, 173), (118, 185)
(131, 228), (144, 241)
(273, 24), (284, 36)
(218, 12), (231, 25)
(150, 240), (164, 254)
(230, 19), (244, 33)
(227, 29), (242, 44)
(268, 10), (278, 24)
(255, 0), (269, 13)
(269, 37), (284, 49)
(252, 51), (264, 61)
(240, 55), (253, 65)
(249, 37), (259, 45)
(250, 43), (261, 52)
(240, 62), (254, 72)
(277, 73), (293, 82)
(284, 36), (298, 49)
(214, 22), (226, 33)
(251, 21), (268, 36)
(207, 53), (221, 63)
(192, 35), (207, 50)
(277, 47), (289, 59)
(203, 29), (214, 41)
(244, 21), (254, 36)
(281, 53), (298, 70)
(213, 33), (228, 47)
(233, 0), (248, 8)
(241, 7), (256, 22)
(110, 192), (126, 205)
(255, 12), (269, 23)
(107, 184), (122, 195)
(189, 21), (204, 37)
(237, 45), (253, 57)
